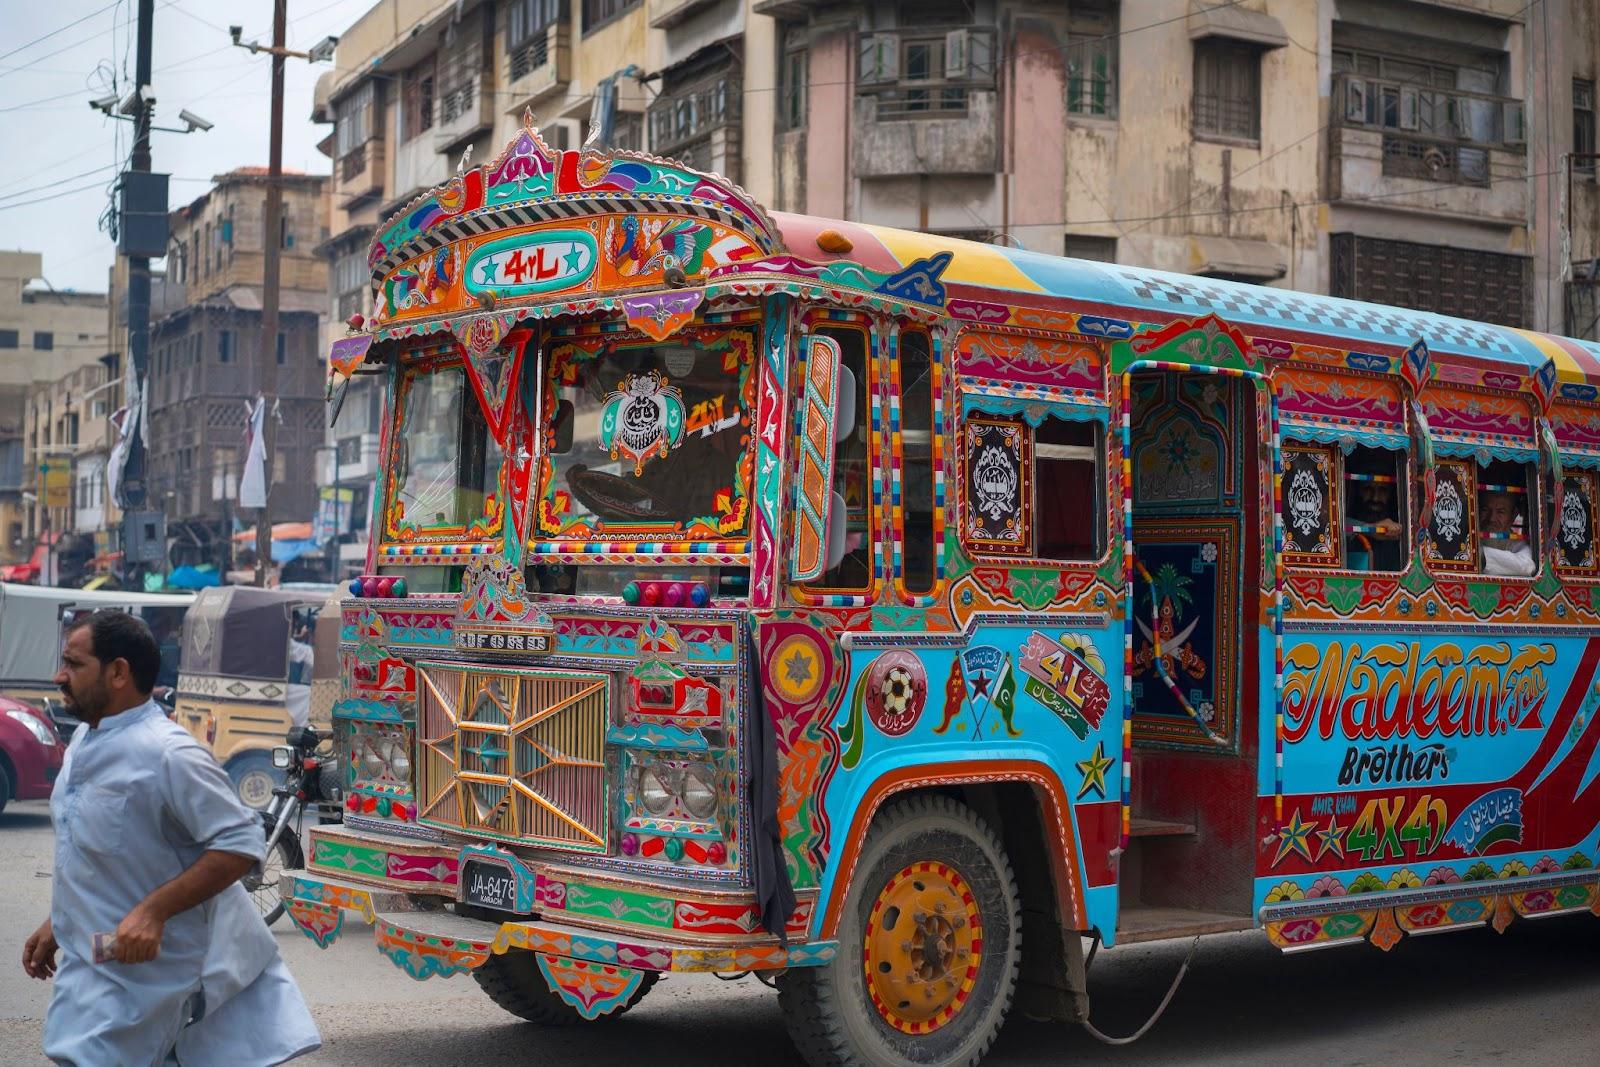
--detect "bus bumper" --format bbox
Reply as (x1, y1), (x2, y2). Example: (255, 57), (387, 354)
(279, 869), (838, 982)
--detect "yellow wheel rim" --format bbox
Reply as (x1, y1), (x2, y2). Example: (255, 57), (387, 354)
(862, 860), (983, 1035)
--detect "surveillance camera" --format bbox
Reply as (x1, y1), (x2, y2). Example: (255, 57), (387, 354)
(229, 25), (242, 42)
(179, 109), (214, 132)
(119, 86), (152, 116)
(308, 35), (338, 63)
(89, 94), (120, 114)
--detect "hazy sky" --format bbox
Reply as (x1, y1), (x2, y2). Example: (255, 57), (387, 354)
(2, 0), (370, 294)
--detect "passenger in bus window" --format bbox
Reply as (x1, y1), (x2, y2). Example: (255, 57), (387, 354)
(1343, 448), (1404, 571)
(1480, 489), (1535, 576)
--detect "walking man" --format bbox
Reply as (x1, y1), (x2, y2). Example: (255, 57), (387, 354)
(21, 610), (321, 1065)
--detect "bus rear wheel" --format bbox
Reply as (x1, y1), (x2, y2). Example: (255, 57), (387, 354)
(779, 795), (1021, 1067)
(473, 949), (658, 1025)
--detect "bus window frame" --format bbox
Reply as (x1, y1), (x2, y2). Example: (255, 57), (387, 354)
(954, 386), (1114, 572)
(889, 320), (946, 604)
(790, 308), (884, 604)
(531, 321), (760, 546)
(380, 345), (507, 549)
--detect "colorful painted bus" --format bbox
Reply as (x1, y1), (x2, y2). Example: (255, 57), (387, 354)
(282, 117), (1600, 1066)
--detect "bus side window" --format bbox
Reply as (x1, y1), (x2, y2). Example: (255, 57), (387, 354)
(898, 328), (937, 594)
(1342, 446), (1406, 572)
(1477, 458), (1537, 577)
(1035, 416), (1104, 561)
(806, 324), (874, 591)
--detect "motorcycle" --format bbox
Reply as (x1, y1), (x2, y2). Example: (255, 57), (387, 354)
(244, 724), (343, 925)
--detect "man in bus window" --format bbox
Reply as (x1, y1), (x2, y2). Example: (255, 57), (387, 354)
(1480, 490), (1535, 576)
(1343, 451), (1403, 570)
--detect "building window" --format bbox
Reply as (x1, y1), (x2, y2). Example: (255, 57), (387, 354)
(648, 73), (739, 159)
(1193, 39), (1260, 142)
(1330, 233), (1529, 328)
(612, 112), (642, 152)
(437, 27), (482, 126)
(1568, 273), (1599, 341)
(334, 81), (375, 160)
(276, 332), (287, 365)
(1065, 235), (1117, 262)
(218, 330), (234, 363)
(779, 36), (807, 130)
(32, 331), (52, 350)
(1066, 1), (1118, 118)
(0, 330), (17, 348)
(1577, 80), (1596, 174)
(582, 0), (637, 34)
(508, 0), (560, 79)
(859, 28), (996, 120)
(403, 63), (435, 140)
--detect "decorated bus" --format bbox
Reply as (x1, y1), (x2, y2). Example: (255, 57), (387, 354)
(283, 116), (1600, 1065)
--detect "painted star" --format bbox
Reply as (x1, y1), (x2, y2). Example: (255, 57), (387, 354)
(563, 245), (586, 274)
(971, 669), (993, 700)
(477, 261), (499, 286)
(1273, 809), (1317, 866)
(1315, 812), (1347, 861)
(1074, 742), (1114, 800)
(782, 647), (815, 688)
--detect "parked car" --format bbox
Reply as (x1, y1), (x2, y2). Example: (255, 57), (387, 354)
(0, 695), (65, 815)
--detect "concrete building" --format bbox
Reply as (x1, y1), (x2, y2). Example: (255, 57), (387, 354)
(762, 0), (1599, 335)
(147, 168), (330, 572)
(21, 360), (116, 583)
(0, 251), (107, 569)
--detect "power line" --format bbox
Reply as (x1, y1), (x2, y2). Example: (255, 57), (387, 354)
(0, 0), (176, 80)
(0, 3), (120, 65)
(0, 164), (119, 204)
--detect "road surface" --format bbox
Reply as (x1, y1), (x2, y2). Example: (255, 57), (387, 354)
(4, 799), (1598, 1064)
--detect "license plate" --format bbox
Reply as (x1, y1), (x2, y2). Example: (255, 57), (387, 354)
(461, 860), (520, 911)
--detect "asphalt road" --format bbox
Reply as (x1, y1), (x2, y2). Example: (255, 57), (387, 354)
(5, 797), (1600, 1065)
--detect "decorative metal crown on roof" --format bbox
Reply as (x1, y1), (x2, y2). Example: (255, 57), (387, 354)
(367, 111), (783, 283)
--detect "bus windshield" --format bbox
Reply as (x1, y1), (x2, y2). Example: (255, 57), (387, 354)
(537, 325), (755, 542)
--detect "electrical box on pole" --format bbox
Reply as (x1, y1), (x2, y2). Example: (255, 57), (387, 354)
(117, 171), (169, 257)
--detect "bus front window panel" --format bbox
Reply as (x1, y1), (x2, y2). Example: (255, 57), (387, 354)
(1478, 459), (1537, 577)
(542, 335), (751, 538)
(1342, 446), (1405, 572)
(393, 365), (504, 532)
(812, 326), (873, 590)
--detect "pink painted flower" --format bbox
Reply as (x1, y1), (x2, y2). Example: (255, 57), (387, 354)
(1530, 856), (1562, 875)
(1307, 875), (1346, 898)
(1423, 865), (1461, 885)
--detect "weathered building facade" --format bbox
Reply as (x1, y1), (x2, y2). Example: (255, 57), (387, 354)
(148, 169), (330, 569)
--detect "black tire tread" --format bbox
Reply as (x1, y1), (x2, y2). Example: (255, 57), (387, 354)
(473, 948), (658, 1025)
(778, 793), (1022, 1067)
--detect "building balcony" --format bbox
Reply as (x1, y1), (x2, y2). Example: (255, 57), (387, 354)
(853, 27), (999, 177)
(434, 82), (494, 156)
(505, 21), (571, 113)
(336, 139), (386, 206)
(1327, 73), (1527, 224)
(649, 73), (740, 166)
(392, 133), (452, 208)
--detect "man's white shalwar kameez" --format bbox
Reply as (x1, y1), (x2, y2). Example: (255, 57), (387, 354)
(44, 699), (320, 1066)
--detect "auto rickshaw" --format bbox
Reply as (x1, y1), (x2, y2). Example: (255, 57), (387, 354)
(174, 586), (341, 808)
(0, 583), (193, 736)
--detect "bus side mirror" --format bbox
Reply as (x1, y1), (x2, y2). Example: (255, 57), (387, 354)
(791, 334), (844, 583)
(552, 398), (575, 454)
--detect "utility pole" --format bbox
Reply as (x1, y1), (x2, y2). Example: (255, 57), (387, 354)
(253, 0), (288, 588)
(120, 0), (157, 591)
(232, 7), (337, 587)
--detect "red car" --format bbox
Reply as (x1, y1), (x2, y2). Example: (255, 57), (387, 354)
(0, 697), (65, 814)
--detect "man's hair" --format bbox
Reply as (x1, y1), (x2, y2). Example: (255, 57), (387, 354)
(65, 610), (162, 694)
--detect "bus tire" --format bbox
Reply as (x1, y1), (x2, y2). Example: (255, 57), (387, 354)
(472, 948), (658, 1025)
(226, 753), (282, 811)
(778, 794), (1021, 1067)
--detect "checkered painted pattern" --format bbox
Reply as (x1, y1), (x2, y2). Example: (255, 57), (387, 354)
(1116, 271), (1523, 358)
